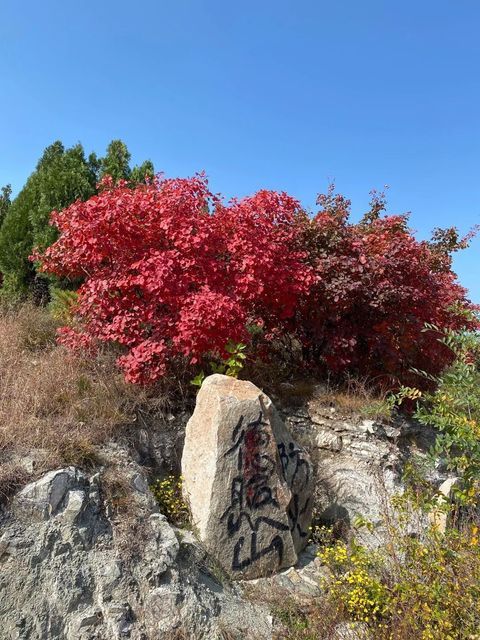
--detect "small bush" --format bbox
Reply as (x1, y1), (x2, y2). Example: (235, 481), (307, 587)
(318, 541), (390, 626)
(150, 475), (190, 526)
(414, 325), (480, 502)
(101, 467), (136, 516)
(0, 462), (31, 504)
(48, 287), (78, 323)
(315, 327), (480, 639)
(318, 517), (480, 639)
(385, 323), (480, 503)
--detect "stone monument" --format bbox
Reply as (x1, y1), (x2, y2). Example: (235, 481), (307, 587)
(181, 374), (314, 579)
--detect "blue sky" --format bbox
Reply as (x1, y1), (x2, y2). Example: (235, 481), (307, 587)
(1, 0), (479, 301)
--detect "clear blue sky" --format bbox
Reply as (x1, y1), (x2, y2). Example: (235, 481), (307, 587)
(1, 0), (479, 301)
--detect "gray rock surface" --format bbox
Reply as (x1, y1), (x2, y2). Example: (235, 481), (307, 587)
(181, 375), (314, 580)
(332, 621), (370, 639)
(0, 463), (272, 639)
(245, 543), (329, 598)
(280, 394), (451, 548)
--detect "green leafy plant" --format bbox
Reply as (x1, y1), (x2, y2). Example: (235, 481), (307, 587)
(414, 325), (480, 504)
(316, 324), (480, 639)
(48, 287), (78, 323)
(388, 321), (480, 504)
(308, 522), (336, 546)
(0, 139), (154, 301)
(210, 341), (247, 377)
(318, 541), (391, 626)
(318, 520), (480, 639)
(190, 341), (247, 387)
(150, 475), (190, 526)
(190, 371), (206, 388)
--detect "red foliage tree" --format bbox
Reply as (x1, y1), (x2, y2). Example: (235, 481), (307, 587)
(34, 176), (477, 387)
(35, 175), (313, 383)
(297, 187), (478, 386)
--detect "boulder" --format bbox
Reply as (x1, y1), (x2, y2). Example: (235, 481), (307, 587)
(181, 374), (314, 579)
(283, 397), (445, 549)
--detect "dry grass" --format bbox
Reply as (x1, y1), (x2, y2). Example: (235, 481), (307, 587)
(257, 366), (392, 419)
(244, 587), (341, 640)
(0, 304), (163, 499)
(309, 375), (392, 420)
(101, 464), (138, 516)
(161, 629), (244, 640)
(0, 461), (31, 503)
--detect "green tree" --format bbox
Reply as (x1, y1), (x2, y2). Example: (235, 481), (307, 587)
(130, 159), (155, 184)
(100, 140), (154, 185)
(0, 139), (154, 301)
(0, 187), (34, 297)
(100, 139), (132, 183)
(0, 184), (12, 228)
(30, 142), (97, 252)
(0, 141), (97, 299)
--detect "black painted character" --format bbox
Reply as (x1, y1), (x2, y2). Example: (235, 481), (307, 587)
(222, 410), (290, 571)
(278, 441), (310, 492)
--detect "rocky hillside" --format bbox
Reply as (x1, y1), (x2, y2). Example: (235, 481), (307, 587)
(0, 375), (447, 640)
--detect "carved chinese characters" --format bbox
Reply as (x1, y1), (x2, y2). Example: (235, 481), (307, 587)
(181, 375), (314, 579)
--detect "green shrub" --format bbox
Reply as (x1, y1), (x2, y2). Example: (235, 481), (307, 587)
(191, 341), (247, 387)
(0, 139), (154, 300)
(150, 475), (190, 526)
(318, 541), (390, 626)
(48, 287), (78, 323)
(316, 324), (480, 639)
(318, 516), (480, 639)
(414, 325), (480, 503)
(0, 141), (97, 299)
(388, 322), (480, 503)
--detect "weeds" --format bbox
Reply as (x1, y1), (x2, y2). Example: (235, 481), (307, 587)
(317, 509), (480, 639)
(0, 304), (169, 493)
(264, 592), (339, 639)
(150, 475), (190, 526)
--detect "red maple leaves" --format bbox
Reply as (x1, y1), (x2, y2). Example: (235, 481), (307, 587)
(34, 175), (477, 386)
(301, 209), (476, 385)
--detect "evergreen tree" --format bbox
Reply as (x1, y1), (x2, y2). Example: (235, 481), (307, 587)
(0, 184), (12, 228)
(130, 160), (155, 184)
(29, 142), (97, 252)
(100, 139), (132, 183)
(87, 152), (102, 181)
(100, 140), (154, 185)
(0, 139), (154, 300)
(0, 141), (96, 299)
(0, 187), (34, 296)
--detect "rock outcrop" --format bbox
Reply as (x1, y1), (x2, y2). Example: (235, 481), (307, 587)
(0, 380), (455, 639)
(0, 464), (272, 639)
(279, 391), (452, 548)
(181, 374), (314, 579)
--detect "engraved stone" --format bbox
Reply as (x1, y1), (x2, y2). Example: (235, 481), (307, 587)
(181, 374), (314, 579)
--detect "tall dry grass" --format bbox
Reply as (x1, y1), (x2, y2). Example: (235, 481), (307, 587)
(0, 304), (153, 499)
